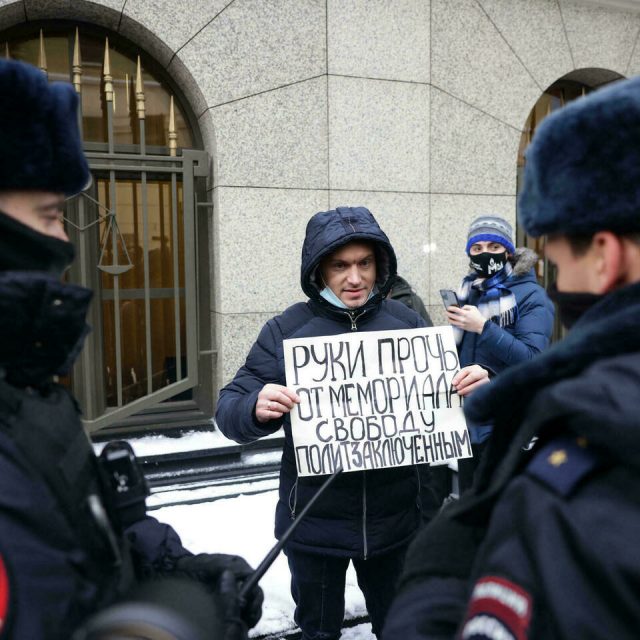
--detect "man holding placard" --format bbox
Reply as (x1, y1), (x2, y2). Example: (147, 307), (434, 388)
(383, 76), (640, 640)
(216, 206), (488, 640)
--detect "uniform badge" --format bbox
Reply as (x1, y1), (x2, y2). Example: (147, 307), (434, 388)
(0, 554), (9, 636)
(459, 576), (532, 640)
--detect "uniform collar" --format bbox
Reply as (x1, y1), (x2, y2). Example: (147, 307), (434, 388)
(0, 271), (92, 387)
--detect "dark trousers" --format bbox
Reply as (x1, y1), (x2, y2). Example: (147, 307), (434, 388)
(285, 544), (408, 640)
(457, 442), (489, 495)
(418, 463), (453, 524)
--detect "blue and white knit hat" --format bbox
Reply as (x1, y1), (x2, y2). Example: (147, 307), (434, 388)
(465, 215), (515, 255)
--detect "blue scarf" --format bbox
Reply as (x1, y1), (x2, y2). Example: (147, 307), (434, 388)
(454, 262), (518, 345)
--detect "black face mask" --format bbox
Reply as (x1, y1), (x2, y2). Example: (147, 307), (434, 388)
(546, 282), (603, 330)
(469, 251), (507, 278)
(0, 210), (75, 276)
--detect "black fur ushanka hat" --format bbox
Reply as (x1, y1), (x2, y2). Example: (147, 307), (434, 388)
(0, 58), (90, 196)
(519, 75), (640, 238)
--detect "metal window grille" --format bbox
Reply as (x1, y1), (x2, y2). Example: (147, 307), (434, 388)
(5, 28), (210, 433)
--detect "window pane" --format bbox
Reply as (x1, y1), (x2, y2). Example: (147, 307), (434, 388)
(6, 27), (193, 149)
(97, 177), (186, 407)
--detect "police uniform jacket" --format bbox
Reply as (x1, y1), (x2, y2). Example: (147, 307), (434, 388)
(383, 280), (640, 640)
(0, 271), (190, 639)
(216, 207), (426, 558)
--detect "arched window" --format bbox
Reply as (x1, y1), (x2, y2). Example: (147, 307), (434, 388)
(3, 24), (212, 434)
(515, 69), (624, 340)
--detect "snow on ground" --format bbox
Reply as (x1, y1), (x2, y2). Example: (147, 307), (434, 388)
(341, 625), (375, 639)
(154, 489), (375, 639)
(93, 426), (284, 457)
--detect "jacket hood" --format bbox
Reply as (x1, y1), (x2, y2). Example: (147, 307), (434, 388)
(300, 206), (397, 302)
(511, 247), (539, 277)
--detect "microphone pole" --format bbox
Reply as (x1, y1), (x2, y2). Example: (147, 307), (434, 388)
(238, 466), (343, 604)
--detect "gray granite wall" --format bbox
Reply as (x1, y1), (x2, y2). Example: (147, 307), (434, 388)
(2, 0), (640, 393)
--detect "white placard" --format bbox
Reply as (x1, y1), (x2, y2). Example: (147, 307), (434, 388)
(283, 325), (472, 477)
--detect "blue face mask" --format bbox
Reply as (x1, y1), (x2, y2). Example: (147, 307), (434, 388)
(320, 286), (349, 309)
(319, 286), (376, 309)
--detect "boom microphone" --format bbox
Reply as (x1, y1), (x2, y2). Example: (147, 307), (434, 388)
(238, 466), (343, 605)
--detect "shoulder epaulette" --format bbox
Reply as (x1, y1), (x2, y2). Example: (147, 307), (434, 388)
(525, 434), (604, 497)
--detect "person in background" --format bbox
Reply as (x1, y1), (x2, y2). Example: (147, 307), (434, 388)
(445, 215), (554, 492)
(388, 274), (433, 326)
(216, 205), (488, 640)
(0, 58), (262, 640)
(383, 73), (640, 640)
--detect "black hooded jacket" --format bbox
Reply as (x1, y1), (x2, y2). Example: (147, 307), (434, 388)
(216, 206), (427, 558)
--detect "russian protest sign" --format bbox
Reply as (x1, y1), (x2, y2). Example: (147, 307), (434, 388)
(283, 325), (472, 477)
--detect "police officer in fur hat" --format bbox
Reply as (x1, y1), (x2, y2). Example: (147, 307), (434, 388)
(0, 58), (262, 640)
(383, 75), (640, 640)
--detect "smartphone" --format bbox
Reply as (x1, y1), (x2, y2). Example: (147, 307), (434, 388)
(439, 289), (460, 308)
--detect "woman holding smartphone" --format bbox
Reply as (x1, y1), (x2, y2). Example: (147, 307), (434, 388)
(445, 215), (554, 491)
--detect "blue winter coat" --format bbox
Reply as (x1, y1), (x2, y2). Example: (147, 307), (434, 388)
(456, 249), (554, 443)
(216, 206), (426, 558)
(457, 249), (554, 375)
(383, 281), (640, 640)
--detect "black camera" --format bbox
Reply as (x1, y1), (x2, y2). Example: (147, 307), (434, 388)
(72, 577), (227, 640)
(99, 440), (150, 529)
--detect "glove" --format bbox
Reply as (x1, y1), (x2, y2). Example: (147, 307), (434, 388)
(174, 553), (264, 629)
(216, 569), (249, 640)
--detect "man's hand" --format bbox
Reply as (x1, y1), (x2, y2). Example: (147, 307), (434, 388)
(255, 383), (300, 423)
(446, 305), (487, 334)
(452, 365), (490, 397)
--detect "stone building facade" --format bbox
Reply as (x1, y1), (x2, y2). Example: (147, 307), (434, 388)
(1, 0), (638, 433)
